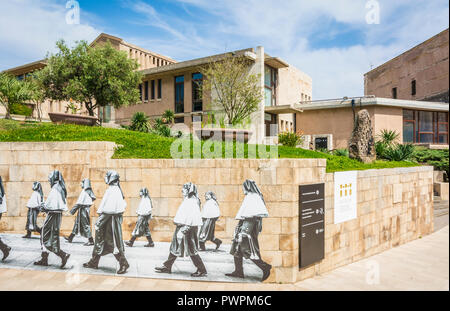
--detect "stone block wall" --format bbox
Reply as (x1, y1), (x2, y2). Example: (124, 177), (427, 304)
(0, 142), (434, 283)
(296, 167), (434, 282)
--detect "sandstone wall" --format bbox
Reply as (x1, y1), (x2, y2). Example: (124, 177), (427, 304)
(0, 142), (434, 283)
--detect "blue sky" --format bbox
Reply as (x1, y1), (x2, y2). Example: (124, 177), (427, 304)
(0, 0), (448, 99)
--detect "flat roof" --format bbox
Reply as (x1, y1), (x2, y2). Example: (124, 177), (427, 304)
(296, 97), (449, 112)
(2, 59), (47, 74)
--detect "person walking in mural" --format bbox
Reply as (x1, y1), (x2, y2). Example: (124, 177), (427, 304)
(126, 188), (155, 248)
(23, 182), (43, 239)
(83, 170), (129, 275)
(199, 191), (222, 251)
(34, 170), (71, 269)
(225, 179), (272, 282)
(65, 178), (95, 246)
(155, 183), (207, 277)
(0, 177), (11, 261)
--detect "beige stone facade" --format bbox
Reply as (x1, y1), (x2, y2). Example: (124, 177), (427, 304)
(0, 141), (434, 283)
(365, 28), (449, 103)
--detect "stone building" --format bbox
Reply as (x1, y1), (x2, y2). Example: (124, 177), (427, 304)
(1, 33), (312, 144)
(364, 28), (449, 103)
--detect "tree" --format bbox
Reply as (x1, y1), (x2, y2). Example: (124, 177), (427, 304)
(36, 40), (142, 116)
(200, 54), (263, 126)
(27, 75), (46, 122)
(0, 73), (33, 119)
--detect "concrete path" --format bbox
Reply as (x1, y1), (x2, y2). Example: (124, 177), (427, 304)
(1, 226), (448, 291)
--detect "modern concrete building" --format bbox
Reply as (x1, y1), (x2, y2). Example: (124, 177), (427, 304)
(294, 96), (449, 150)
(1, 33), (312, 143)
(364, 28), (449, 103)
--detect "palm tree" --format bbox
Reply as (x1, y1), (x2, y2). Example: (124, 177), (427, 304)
(162, 110), (175, 125)
(0, 73), (33, 119)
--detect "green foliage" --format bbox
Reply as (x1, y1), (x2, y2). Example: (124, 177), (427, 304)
(381, 143), (415, 161)
(412, 147), (449, 180)
(10, 103), (32, 116)
(0, 73), (34, 119)
(151, 117), (172, 137)
(35, 40), (142, 116)
(0, 119), (420, 173)
(130, 112), (151, 133)
(200, 55), (263, 126)
(376, 129), (400, 147)
(278, 132), (302, 147)
(333, 148), (349, 157)
(162, 110), (175, 124)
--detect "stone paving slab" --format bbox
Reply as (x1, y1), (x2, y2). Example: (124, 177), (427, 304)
(0, 233), (262, 283)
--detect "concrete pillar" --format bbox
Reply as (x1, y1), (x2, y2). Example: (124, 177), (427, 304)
(249, 46), (265, 145)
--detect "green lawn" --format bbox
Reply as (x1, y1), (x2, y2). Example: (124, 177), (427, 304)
(0, 119), (419, 173)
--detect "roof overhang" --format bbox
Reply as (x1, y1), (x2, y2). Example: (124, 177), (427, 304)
(265, 104), (303, 114)
(265, 57), (289, 69)
(2, 59), (47, 75)
(296, 97), (449, 112)
(140, 49), (256, 77)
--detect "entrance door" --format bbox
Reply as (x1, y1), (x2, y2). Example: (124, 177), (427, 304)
(265, 113), (278, 136)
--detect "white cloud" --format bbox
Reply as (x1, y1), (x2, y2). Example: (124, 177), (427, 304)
(0, 0), (101, 70)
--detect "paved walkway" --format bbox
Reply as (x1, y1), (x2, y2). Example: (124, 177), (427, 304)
(1, 225), (448, 291)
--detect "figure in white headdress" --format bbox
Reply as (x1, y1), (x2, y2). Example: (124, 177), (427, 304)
(198, 191), (222, 251)
(65, 178), (96, 246)
(83, 170), (129, 275)
(126, 188), (155, 248)
(225, 180), (272, 282)
(23, 181), (43, 239)
(34, 170), (71, 269)
(0, 176), (11, 261)
(155, 183), (207, 277)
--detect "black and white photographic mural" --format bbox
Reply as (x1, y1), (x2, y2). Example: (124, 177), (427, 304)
(34, 170), (71, 269)
(155, 183), (208, 277)
(126, 187), (155, 248)
(65, 178), (95, 246)
(83, 170), (129, 275)
(23, 182), (43, 239)
(0, 176), (11, 261)
(0, 173), (274, 283)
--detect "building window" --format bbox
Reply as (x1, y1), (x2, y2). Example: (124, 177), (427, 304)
(174, 117), (184, 124)
(175, 75), (184, 113)
(144, 81), (149, 101)
(264, 66), (277, 107)
(151, 80), (155, 100)
(157, 79), (162, 99)
(411, 80), (416, 96)
(403, 109), (449, 144)
(192, 73), (203, 112)
(392, 87), (397, 99)
(139, 84), (143, 101)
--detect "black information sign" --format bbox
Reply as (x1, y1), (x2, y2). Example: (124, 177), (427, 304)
(299, 183), (325, 268)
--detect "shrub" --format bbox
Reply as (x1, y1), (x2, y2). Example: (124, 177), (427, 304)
(162, 110), (174, 124)
(10, 103), (33, 116)
(376, 129), (400, 147)
(130, 112), (150, 133)
(412, 147), (449, 180)
(333, 148), (349, 157)
(278, 131), (303, 147)
(382, 144), (415, 161)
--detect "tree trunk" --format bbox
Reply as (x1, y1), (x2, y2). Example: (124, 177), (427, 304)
(5, 105), (11, 119)
(85, 102), (95, 116)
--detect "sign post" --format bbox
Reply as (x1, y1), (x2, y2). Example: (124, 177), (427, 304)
(299, 183), (325, 268)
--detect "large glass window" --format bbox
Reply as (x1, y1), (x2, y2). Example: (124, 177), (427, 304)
(144, 81), (149, 101)
(151, 80), (155, 100)
(157, 79), (162, 99)
(192, 73), (203, 112)
(175, 76), (184, 113)
(139, 84), (143, 101)
(403, 109), (449, 144)
(264, 66), (277, 107)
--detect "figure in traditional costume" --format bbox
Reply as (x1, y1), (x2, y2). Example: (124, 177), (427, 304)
(225, 180), (272, 282)
(198, 191), (222, 251)
(23, 182), (43, 238)
(34, 171), (71, 268)
(83, 171), (129, 275)
(0, 176), (11, 261)
(65, 179), (95, 246)
(126, 188), (155, 248)
(155, 183), (207, 277)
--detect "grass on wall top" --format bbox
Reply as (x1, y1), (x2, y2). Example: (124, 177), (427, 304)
(0, 119), (419, 173)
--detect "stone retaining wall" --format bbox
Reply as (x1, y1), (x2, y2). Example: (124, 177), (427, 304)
(0, 142), (434, 283)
